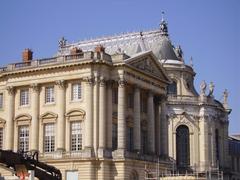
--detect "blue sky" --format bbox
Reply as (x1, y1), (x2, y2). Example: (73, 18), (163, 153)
(0, 0), (239, 133)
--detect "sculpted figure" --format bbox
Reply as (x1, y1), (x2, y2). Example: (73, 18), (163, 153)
(209, 81), (215, 96)
(200, 80), (207, 95)
(223, 89), (228, 104)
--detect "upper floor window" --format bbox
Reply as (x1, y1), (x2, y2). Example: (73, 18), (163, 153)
(0, 93), (3, 109)
(45, 86), (54, 103)
(0, 128), (3, 149)
(44, 123), (55, 152)
(18, 126), (29, 152)
(167, 81), (177, 95)
(20, 89), (29, 106)
(72, 83), (82, 101)
(71, 122), (83, 151)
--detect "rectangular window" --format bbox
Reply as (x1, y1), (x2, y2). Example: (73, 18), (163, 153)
(0, 128), (3, 149)
(0, 93), (3, 109)
(20, 89), (29, 106)
(237, 157), (240, 172)
(44, 123), (55, 152)
(18, 126), (29, 152)
(72, 83), (81, 100)
(127, 127), (134, 152)
(71, 122), (82, 151)
(66, 171), (78, 180)
(45, 86), (54, 103)
(112, 123), (118, 150)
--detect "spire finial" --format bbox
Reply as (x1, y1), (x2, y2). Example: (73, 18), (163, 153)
(161, 11), (165, 22)
(160, 11), (168, 36)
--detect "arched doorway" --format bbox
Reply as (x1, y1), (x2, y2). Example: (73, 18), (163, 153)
(176, 125), (190, 172)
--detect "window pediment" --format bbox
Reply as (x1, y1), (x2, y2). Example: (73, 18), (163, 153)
(66, 109), (85, 121)
(40, 112), (58, 124)
(15, 114), (32, 126)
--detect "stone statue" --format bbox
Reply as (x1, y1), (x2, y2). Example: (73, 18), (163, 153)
(208, 81), (215, 96)
(200, 80), (207, 95)
(175, 45), (183, 58)
(223, 89), (228, 105)
(59, 37), (67, 48)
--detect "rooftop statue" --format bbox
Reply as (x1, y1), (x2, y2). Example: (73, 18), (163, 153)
(175, 45), (183, 59)
(208, 81), (215, 96)
(59, 37), (67, 48)
(200, 80), (207, 95)
(223, 89), (229, 105)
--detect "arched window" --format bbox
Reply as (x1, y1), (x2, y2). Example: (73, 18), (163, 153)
(167, 81), (177, 95)
(176, 125), (190, 171)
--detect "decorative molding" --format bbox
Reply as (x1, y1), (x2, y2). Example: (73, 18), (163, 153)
(65, 108), (86, 121)
(31, 83), (39, 92)
(118, 78), (127, 87)
(99, 77), (106, 87)
(40, 111), (58, 124)
(15, 113), (32, 126)
(6, 86), (14, 95)
(55, 80), (65, 89)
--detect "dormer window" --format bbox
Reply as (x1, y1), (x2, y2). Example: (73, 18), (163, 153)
(167, 81), (177, 95)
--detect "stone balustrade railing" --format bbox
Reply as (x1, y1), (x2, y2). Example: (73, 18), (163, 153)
(1, 51), (112, 72)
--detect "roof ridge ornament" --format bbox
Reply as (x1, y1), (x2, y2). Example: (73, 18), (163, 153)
(160, 11), (168, 36)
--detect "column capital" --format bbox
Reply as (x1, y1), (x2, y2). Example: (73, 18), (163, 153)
(99, 77), (106, 87)
(55, 80), (65, 89)
(84, 77), (95, 86)
(118, 78), (127, 87)
(30, 83), (39, 92)
(6, 86), (14, 95)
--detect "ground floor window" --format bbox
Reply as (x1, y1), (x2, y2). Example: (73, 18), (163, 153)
(66, 171), (78, 180)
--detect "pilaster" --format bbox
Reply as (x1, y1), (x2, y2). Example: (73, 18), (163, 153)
(55, 80), (66, 152)
(30, 83), (39, 151)
(117, 78), (126, 150)
(147, 91), (155, 154)
(133, 86), (141, 152)
(84, 77), (94, 151)
(5, 86), (15, 150)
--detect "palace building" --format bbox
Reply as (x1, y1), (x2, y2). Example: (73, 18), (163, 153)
(0, 19), (239, 180)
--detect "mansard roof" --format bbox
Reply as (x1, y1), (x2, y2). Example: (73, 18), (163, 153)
(60, 29), (179, 61)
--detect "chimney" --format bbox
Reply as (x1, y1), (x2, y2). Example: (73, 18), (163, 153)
(22, 49), (33, 62)
(70, 47), (83, 55)
(95, 45), (105, 53)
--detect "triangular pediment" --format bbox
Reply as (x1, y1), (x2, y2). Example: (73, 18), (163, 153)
(40, 112), (58, 120)
(125, 51), (170, 82)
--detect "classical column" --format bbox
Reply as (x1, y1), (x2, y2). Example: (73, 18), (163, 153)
(93, 76), (99, 154)
(117, 79), (126, 150)
(199, 107), (209, 171)
(160, 99), (168, 156)
(85, 78), (94, 149)
(133, 86), (141, 152)
(147, 91), (155, 154)
(30, 84), (39, 151)
(56, 80), (66, 151)
(5, 86), (15, 150)
(155, 99), (161, 156)
(99, 77), (106, 149)
(106, 82), (113, 150)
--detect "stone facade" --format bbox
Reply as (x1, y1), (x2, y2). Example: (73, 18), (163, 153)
(0, 20), (238, 180)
